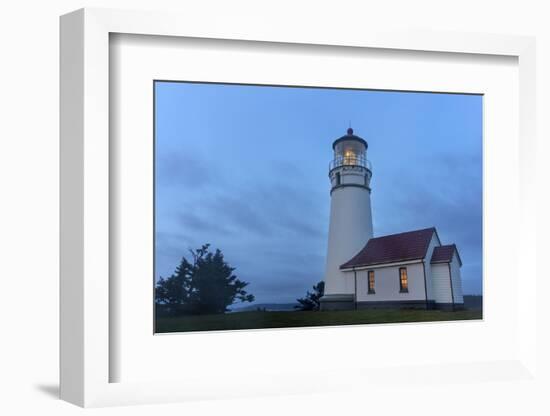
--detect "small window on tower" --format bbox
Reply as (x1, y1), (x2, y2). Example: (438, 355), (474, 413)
(399, 267), (409, 293)
(335, 172), (341, 186)
(368, 270), (375, 294)
(364, 174), (368, 186)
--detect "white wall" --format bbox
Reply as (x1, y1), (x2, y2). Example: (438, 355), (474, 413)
(323, 183), (373, 295)
(330, 167), (370, 188)
(353, 231), (439, 303)
(1, 1), (549, 415)
(450, 253), (464, 304)
(423, 232), (440, 301)
(430, 252), (464, 305)
(355, 262), (425, 302)
(431, 263), (453, 303)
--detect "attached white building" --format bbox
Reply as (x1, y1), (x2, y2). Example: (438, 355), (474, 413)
(320, 128), (464, 311)
(341, 227), (464, 310)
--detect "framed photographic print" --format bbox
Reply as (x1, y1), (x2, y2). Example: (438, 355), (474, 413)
(152, 81), (482, 334)
(60, 8), (538, 408)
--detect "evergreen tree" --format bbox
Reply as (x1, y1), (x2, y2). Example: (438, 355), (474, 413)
(295, 281), (325, 311)
(155, 244), (254, 315)
(155, 257), (193, 305)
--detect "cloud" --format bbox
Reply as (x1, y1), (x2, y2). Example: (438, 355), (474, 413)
(156, 152), (218, 189)
(177, 210), (233, 236)
(209, 193), (274, 236)
(155, 180), (329, 302)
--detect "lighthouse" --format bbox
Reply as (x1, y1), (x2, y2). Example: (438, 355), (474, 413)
(320, 128), (374, 310)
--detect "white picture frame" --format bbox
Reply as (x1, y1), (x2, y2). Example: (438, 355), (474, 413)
(60, 7), (538, 408)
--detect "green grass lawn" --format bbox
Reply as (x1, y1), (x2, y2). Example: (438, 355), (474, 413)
(155, 308), (482, 333)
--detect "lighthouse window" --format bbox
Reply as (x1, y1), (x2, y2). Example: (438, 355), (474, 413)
(335, 172), (341, 185)
(368, 271), (375, 294)
(399, 267), (409, 293)
(344, 149), (356, 165)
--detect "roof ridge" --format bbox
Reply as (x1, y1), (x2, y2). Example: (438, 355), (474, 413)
(340, 227), (437, 270)
(372, 226), (436, 240)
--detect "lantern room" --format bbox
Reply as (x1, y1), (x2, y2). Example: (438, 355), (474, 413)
(330, 128), (370, 171)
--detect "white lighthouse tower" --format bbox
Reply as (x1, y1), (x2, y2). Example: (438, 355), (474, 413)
(320, 128), (374, 310)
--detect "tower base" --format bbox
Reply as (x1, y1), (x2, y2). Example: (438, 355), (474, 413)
(319, 294), (355, 311)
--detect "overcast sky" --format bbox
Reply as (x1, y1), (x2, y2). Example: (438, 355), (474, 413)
(155, 81), (483, 305)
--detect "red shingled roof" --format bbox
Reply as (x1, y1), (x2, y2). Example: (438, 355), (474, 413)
(340, 227), (437, 269)
(431, 244), (462, 266)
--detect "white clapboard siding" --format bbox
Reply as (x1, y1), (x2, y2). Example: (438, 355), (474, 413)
(430, 263), (453, 303)
(355, 262), (425, 302)
(450, 253), (464, 304)
(423, 233), (441, 301)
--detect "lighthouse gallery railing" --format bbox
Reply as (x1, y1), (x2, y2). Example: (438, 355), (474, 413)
(329, 155), (372, 172)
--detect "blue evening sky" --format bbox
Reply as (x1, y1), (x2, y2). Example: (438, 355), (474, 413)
(155, 82), (483, 305)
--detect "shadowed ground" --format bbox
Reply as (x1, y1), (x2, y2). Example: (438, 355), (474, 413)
(156, 308), (482, 333)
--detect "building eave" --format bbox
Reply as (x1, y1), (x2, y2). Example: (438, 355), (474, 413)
(340, 258), (424, 272)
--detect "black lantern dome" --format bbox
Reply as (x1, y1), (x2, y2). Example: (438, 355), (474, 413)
(332, 127), (368, 150)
